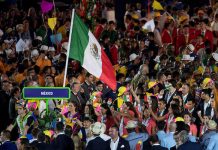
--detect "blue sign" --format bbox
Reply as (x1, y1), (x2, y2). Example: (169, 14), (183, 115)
(23, 87), (70, 99)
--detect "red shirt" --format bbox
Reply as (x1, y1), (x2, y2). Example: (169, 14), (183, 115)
(143, 118), (156, 135)
(162, 29), (172, 44)
(194, 42), (205, 53)
(94, 24), (104, 40)
(175, 32), (196, 55)
(190, 123), (197, 136)
(97, 115), (115, 134)
(196, 30), (214, 50)
(110, 45), (118, 65)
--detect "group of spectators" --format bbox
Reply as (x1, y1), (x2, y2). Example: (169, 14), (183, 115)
(0, 0), (218, 150)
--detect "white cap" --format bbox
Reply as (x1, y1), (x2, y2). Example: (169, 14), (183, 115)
(129, 53), (139, 61)
(0, 29), (4, 37)
(125, 120), (138, 129)
(16, 24), (24, 31)
(154, 55), (160, 63)
(4, 39), (14, 44)
(23, 46), (30, 51)
(145, 40), (150, 46)
(181, 54), (194, 61)
(62, 42), (68, 50)
(212, 53), (218, 62)
(90, 122), (106, 135)
(5, 49), (13, 55)
(35, 36), (42, 41)
(31, 49), (39, 57)
(40, 45), (49, 51)
(186, 44), (195, 53)
(48, 47), (55, 51)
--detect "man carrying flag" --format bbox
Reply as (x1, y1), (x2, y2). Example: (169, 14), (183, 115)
(64, 10), (116, 91)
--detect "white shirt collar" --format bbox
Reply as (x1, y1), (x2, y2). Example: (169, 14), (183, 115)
(110, 137), (119, 150)
(169, 132), (175, 135)
(142, 117), (150, 126)
(188, 108), (195, 113)
(204, 99), (211, 104)
(57, 132), (65, 136)
(29, 138), (37, 143)
(153, 143), (160, 146)
(2, 140), (10, 144)
(112, 136), (119, 143)
(183, 93), (188, 98)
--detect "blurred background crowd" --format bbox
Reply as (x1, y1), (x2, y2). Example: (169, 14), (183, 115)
(0, 0), (218, 150)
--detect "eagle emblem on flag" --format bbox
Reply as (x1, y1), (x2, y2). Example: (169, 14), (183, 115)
(90, 43), (100, 60)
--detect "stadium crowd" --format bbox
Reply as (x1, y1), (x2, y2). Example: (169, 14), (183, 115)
(0, 0), (218, 150)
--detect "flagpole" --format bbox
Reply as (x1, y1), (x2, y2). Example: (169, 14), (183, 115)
(63, 9), (75, 87)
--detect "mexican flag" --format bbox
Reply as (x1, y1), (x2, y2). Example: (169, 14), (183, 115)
(68, 12), (116, 90)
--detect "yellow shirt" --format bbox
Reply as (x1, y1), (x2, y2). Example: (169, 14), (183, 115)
(55, 73), (68, 87)
(14, 73), (25, 85)
(0, 61), (6, 73)
(36, 57), (52, 71)
(57, 25), (67, 39)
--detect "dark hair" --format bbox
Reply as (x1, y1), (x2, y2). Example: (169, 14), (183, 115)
(84, 104), (97, 121)
(186, 99), (196, 104)
(109, 21), (115, 25)
(101, 103), (112, 116)
(27, 68), (35, 76)
(20, 137), (29, 145)
(116, 73), (125, 81)
(125, 101), (138, 118)
(172, 98), (180, 106)
(65, 125), (73, 138)
(182, 83), (190, 88)
(168, 79), (177, 88)
(148, 32), (154, 38)
(157, 121), (166, 130)
(171, 104), (180, 118)
(164, 70), (172, 76)
(85, 72), (92, 78)
(157, 72), (165, 80)
(56, 122), (64, 132)
(60, 53), (67, 60)
(34, 65), (40, 74)
(23, 146), (38, 150)
(100, 18), (107, 25)
(96, 81), (103, 86)
(68, 100), (79, 112)
(160, 54), (168, 61)
(159, 99), (166, 105)
(18, 64), (25, 73)
(176, 121), (186, 132)
(110, 125), (119, 132)
(11, 86), (20, 96)
(202, 88), (212, 97)
(149, 134), (159, 144)
(1, 130), (11, 140)
(83, 116), (94, 123)
(70, 82), (80, 89)
(31, 128), (40, 138)
(37, 131), (45, 142)
(150, 96), (158, 112)
(164, 23), (170, 29)
(203, 18), (209, 25)
(64, 18), (71, 23)
(126, 14), (132, 20)
(183, 112), (192, 118)
(143, 104), (152, 117)
(184, 124), (190, 133)
(43, 66), (51, 74)
(183, 24), (190, 28)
